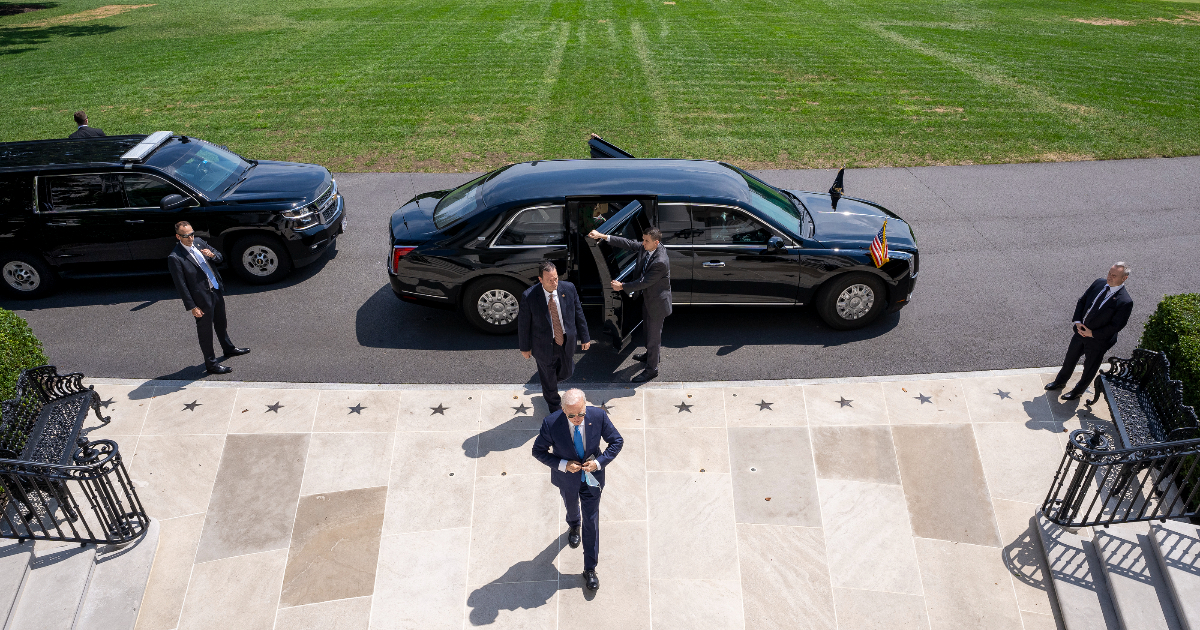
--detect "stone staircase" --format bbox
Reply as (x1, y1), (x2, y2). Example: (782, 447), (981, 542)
(1036, 512), (1200, 630)
(0, 519), (159, 630)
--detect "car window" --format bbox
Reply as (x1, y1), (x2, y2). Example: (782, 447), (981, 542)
(657, 204), (692, 245)
(122, 174), (184, 208)
(600, 201), (650, 274)
(159, 143), (246, 194)
(720, 163), (806, 235)
(579, 202), (625, 233)
(690, 206), (773, 245)
(42, 174), (123, 211)
(433, 166), (513, 229)
(494, 205), (566, 246)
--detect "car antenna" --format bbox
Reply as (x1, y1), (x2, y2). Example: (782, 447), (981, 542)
(828, 166), (845, 210)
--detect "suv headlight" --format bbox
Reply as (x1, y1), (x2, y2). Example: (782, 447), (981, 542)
(283, 204), (319, 228)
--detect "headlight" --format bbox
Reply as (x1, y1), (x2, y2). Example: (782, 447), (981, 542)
(283, 205), (318, 228)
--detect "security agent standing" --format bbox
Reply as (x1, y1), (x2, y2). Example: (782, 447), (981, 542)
(167, 222), (250, 374)
(531, 389), (623, 591)
(1045, 262), (1134, 400)
(587, 226), (671, 382)
(67, 111), (106, 139)
(518, 261), (593, 413)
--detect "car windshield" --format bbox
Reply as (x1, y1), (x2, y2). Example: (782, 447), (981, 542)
(157, 142), (248, 195)
(721, 163), (808, 235)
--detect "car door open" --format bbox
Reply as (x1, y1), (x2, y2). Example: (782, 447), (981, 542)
(568, 197), (654, 350)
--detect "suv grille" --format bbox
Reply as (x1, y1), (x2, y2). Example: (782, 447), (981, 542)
(314, 186), (339, 224)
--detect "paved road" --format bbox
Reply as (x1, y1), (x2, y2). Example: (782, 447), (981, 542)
(4, 157), (1198, 385)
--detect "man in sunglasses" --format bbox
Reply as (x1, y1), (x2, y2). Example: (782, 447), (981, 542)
(167, 221), (250, 374)
(531, 389), (623, 592)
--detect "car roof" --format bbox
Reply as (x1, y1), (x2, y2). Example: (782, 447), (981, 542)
(0, 135), (148, 172)
(481, 159), (753, 207)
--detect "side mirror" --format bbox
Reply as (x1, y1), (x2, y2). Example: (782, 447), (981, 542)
(160, 194), (190, 211)
(766, 236), (785, 253)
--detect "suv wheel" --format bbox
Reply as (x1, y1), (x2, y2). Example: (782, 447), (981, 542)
(462, 277), (525, 334)
(816, 272), (886, 330)
(231, 234), (293, 284)
(0, 252), (56, 298)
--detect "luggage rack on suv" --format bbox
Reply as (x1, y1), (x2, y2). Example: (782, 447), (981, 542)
(119, 131), (173, 163)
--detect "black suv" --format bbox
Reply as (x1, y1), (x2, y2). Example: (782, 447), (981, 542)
(0, 131), (344, 297)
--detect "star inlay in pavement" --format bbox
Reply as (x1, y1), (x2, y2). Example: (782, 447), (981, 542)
(348, 404), (366, 415)
(756, 400), (774, 411)
(99, 397), (114, 409)
(512, 403), (530, 415)
(266, 402), (284, 413)
(914, 394), (933, 404)
(995, 389), (1012, 400)
(182, 400), (201, 412)
(836, 397), (853, 408)
(675, 401), (693, 413)
(430, 404), (448, 415)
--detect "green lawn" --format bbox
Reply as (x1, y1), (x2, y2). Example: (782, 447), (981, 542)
(1, 0), (1198, 171)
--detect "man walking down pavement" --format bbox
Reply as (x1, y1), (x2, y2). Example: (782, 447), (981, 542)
(531, 388), (623, 592)
(167, 221), (250, 374)
(518, 261), (593, 413)
(67, 111), (105, 139)
(1045, 262), (1134, 400)
(588, 226), (671, 382)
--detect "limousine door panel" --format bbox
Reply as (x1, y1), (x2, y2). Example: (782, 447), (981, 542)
(570, 197), (654, 350)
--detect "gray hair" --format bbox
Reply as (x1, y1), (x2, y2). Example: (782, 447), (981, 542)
(562, 389), (586, 408)
(1113, 262), (1131, 276)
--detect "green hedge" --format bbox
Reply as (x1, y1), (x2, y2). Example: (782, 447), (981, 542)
(0, 309), (47, 402)
(1139, 293), (1200, 411)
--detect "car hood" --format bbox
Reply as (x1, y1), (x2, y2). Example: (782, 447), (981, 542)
(788, 190), (916, 250)
(391, 190), (449, 242)
(221, 160), (330, 203)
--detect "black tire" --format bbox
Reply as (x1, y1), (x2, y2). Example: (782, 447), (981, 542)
(230, 234), (293, 284)
(462, 277), (526, 334)
(816, 272), (887, 330)
(0, 251), (57, 299)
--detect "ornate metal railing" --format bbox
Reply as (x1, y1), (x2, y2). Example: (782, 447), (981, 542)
(0, 437), (148, 545)
(1042, 428), (1200, 527)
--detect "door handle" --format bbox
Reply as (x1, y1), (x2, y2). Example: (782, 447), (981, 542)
(125, 220), (145, 224)
(702, 261), (726, 268)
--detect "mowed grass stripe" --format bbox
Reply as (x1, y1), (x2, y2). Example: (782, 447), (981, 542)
(2, 0), (1197, 171)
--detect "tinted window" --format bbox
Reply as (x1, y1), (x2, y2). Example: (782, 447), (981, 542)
(122, 174), (182, 208)
(600, 201), (650, 273)
(494, 205), (566, 246)
(657, 204), (692, 245)
(720, 163), (806, 235)
(690, 206), (773, 245)
(159, 143), (246, 194)
(433, 165), (513, 229)
(44, 174), (123, 211)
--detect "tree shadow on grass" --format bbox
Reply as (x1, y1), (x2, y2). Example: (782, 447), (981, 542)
(0, 3), (58, 17)
(0, 23), (123, 56)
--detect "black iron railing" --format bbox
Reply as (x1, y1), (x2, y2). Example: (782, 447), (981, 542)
(1042, 428), (1200, 527)
(0, 437), (148, 545)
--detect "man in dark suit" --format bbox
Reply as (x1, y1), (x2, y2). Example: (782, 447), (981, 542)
(531, 388), (623, 591)
(167, 221), (250, 374)
(588, 226), (671, 382)
(1046, 263), (1134, 400)
(67, 111), (106, 139)
(518, 261), (593, 413)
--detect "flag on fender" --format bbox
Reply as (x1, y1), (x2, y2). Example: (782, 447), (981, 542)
(870, 220), (889, 268)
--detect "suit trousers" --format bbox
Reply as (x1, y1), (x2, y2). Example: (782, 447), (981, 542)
(642, 305), (666, 371)
(195, 289), (236, 366)
(559, 480), (602, 571)
(536, 344), (572, 412)
(1054, 332), (1111, 395)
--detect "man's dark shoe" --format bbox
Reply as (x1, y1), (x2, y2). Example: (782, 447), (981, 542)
(632, 352), (648, 363)
(583, 569), (599, 591)
(224, 347), (251, 356)
(632, 369), (658, 383)
(1061, 390), (1083, 401)
(568, 525), (581, 549)
(1044, 381), (1065, 391)
(206, 364), (232, 375)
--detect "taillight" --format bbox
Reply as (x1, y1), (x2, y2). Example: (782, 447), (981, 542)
(390, 246), (416, 273)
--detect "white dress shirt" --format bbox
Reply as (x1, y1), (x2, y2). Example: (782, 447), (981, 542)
(557, 417), (605, 472)
(1075, 283), (1123, 325)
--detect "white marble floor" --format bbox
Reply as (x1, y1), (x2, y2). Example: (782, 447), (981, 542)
(78, 367), (1108, 630)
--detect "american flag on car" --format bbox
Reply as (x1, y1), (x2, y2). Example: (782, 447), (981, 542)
(870, 220), (889, 268)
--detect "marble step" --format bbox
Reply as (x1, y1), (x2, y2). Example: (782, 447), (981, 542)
(1150, 520), (1200, 630)
(1094, 521), (1182, 630)
(0, 538), (33, 626)
(73, 519), (160, 630)
(7, 541), (96, 630)
(1034, 512), (1121, 630)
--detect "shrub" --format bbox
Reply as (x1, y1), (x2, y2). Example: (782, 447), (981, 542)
(1140, 293), (1200, 411)
(0, 309), (48, 402)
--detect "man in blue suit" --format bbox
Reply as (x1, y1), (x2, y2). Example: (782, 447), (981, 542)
(518, 261), (592, 413)
(532, 388), (623, 591)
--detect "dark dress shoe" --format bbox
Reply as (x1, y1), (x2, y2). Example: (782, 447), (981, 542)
(1061, 390), (1083, 401)
(568, 525), (581, 549)
(632, 369), (658, 383)
(1044, 381), (1065, 391)
(583, 569), (599, 591)
(206, 364), (232, 375)
(224, 347), (251, 356)
(632, 352), (648, 363)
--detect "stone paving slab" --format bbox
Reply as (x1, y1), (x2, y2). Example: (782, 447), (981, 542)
(77, 366), (1100, 630)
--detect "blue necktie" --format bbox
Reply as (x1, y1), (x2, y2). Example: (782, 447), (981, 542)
(573, 424), (599, 487)
(192, 247), (220, 290)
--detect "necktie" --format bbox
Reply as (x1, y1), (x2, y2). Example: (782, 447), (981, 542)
(573, 424), (585, 460)
(192, 247), (219, 290)
(1085, 287), (1111, 323)
(548, 293), (564, 346)
(573, 423), (600, 487)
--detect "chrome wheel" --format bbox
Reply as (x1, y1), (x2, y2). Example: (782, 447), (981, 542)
(3, 261), (41, 292)
(241, 245), (279, 277)
(477, 289), (519, 326)
(835, 283), (874, 320)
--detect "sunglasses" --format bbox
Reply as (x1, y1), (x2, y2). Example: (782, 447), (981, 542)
(177, 232), (195, 238)
(566, 412), (585, 419)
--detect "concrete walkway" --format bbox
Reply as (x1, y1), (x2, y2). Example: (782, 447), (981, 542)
(83, 366), (1111, 630)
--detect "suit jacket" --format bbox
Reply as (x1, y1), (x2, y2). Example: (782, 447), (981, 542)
(531, 406), (623, 489)
(607, 236), (672, 318)
(68, 126), (106, 139)
(518, 281), (589, 363)
(1071, 278), (1133, 349)
(168, 238), (226, 312)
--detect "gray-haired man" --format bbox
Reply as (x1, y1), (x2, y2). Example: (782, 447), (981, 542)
(1046, 262), (1134, 400)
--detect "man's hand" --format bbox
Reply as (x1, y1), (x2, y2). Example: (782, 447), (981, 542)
(580, 341), (593, 351)
(582, 460), (599, 472)
(1078, 325), (1093, 338)
(191, 307), (204, 318)
(565, 461), (583, 473)
(588, 230), (607, 241)
(610, 280), (623, 291)
(521, 350), (532, 359)
(200, 248), (215, 258)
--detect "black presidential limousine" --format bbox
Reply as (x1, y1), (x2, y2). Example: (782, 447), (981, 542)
(387, 137), (919, 345)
